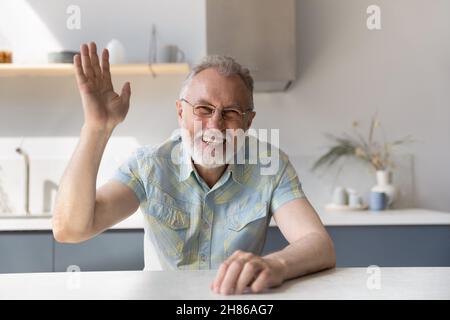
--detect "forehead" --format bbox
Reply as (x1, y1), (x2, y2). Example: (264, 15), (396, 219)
(186, 68), (250, 107)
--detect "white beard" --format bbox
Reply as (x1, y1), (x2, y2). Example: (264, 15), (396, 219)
(181, 126), (245, 169)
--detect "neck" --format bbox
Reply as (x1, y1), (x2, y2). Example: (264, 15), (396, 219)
(194, 163), (227, 188)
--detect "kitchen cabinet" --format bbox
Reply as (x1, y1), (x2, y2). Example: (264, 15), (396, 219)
(0, 230), (144, 273)
(54, 230), (144, 272)
(1, 209), (450, 273)
(263, 226), (450, 267)
(0, 232), (53, 273)
(51, 226), (450, 271)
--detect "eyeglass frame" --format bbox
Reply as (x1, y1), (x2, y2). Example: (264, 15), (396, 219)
(180, 98), (253, 122)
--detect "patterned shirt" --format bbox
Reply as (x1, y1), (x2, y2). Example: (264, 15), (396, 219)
(112, 133), (305, 270)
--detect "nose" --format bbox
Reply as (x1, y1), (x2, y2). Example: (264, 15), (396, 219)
(207, 109), (225, 130)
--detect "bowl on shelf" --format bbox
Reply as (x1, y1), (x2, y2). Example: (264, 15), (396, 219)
(0, 50), (13, 63)
(47, 51), (79, 63)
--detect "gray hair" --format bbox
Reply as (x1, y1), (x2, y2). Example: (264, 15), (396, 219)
(179, 55), (254, 109)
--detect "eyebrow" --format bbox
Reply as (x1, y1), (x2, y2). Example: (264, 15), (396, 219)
(194, 98), (243, 109)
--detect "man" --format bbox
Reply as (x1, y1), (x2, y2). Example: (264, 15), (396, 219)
(53, 42), (335, 295)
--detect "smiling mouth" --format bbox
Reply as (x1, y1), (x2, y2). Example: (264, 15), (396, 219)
(201, 133), (225, 145)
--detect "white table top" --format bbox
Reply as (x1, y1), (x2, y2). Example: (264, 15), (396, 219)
(0, 267), (449, 300)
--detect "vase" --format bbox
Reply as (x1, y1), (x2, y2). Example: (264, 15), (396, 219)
(371, 170), (397, 208)
(369, 191), (387, 211)
(106, 39), (126, 64)
(332, 186), (348, 205)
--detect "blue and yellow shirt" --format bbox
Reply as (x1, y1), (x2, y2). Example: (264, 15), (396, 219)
(112, 133), (305, 270)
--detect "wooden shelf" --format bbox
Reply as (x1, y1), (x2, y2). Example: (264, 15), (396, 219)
(0, 63), (190, 77)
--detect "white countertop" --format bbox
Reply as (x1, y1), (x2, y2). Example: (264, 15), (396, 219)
(317, 208), (450, 226)
(0, 267), (448, 299)
(0, 211), (145, 232)
(0, 208), (449, 231)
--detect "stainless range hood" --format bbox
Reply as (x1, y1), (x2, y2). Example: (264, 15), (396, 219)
(206, 0), (296, 92)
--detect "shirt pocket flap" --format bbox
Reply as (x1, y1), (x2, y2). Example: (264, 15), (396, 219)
(149, 202), (190, 230)
(228, 202), (268, 232)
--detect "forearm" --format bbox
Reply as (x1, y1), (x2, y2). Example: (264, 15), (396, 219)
(264, 232), (336, 281)
(53, 125), (112, 238)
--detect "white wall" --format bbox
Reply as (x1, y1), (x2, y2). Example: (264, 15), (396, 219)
(274, 0), (450, 211)
(0, 0), (449, 211)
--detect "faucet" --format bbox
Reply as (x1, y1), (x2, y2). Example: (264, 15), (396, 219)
(15, 147), (30, 216)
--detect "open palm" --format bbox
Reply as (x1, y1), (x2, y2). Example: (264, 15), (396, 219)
(74, 42), (131, 131)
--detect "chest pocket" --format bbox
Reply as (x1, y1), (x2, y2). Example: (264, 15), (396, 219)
(227, 201), (268, 232)
(224, 201), (269, 257)
(151, 202), (190, 229)
(147, 199), (190, 259)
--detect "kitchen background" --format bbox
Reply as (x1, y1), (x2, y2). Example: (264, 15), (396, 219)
(1, 0), (449, 212)
(0, 0), (449, 273)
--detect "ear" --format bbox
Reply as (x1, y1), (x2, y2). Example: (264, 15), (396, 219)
(244, 111), (256, 130)
(176, 99), (183, 127)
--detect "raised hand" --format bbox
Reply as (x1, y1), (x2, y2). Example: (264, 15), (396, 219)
(74, 42), (131, 132)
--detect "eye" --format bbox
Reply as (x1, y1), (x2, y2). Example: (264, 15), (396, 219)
(194, 105), (214, 116)
(223, 109), (241, 120)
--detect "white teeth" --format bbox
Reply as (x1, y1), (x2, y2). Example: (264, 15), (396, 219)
(202, 137), (222, 144)
(202, 134), (224, 144)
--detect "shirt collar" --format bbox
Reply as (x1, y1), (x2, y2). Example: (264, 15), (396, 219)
(179, 145), (195, 182)
(228, 162), (244, 185)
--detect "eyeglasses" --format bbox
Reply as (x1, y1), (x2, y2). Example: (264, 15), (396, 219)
(180, 98), (252, 122)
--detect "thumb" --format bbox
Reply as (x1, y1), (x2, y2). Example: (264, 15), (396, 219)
(120, 81), (131, 104)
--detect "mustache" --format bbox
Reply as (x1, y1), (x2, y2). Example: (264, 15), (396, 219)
(193, 128), (245, 142)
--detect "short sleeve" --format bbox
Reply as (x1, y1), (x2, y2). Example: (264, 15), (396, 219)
(111, 151), (147, 203)
(270, 159), (306, 213)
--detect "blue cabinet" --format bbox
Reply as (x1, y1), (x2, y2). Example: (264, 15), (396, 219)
(1, 225), (449, 274)
(54, 230), (144, 272)
(0, 232), (53, 273)
(0, 230), (144, 274)
(263, 226), (450, 267)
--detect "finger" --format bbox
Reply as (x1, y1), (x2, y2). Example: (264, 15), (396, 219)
(250, 269), (270, 293)
(212, 262), (230, 293)
(235, 261), (263, 295)
(230, 250), (254, 262)
(220, 260), (245, 295)
(73, 54), (87, 85)
(213, 250), (249, 293)
(88, 42), (102, 79)
(101, 48), (113, 90)
(120, 82), (131, 106)
(80, 43), (95, 79)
